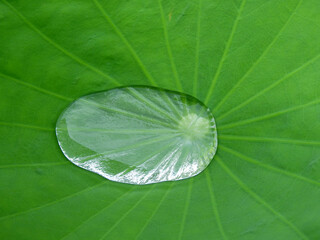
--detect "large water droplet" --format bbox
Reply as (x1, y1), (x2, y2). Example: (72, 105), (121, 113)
(56, 86), (217, 185)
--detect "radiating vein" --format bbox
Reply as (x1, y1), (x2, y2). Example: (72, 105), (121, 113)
(217, 51), (320, 120)
(219, 98), (320, 130)
(219, 145), (320, 187)
(0, 162), (67, 169)
(158, 0), (183, 91)
(99, 186), (155, 240)
(205, 170), (228, 240)
(135, 183), (173, 240)
(217, 157), (309, 240)
(0, 123), (176, 137)
(60, 188), (136, 240)
(241, 0), (273, 18)
(92, 0), (156, 85)
(178, 178), (194, 240)
(0, 181), (107, 221)
(117, 139), (180, 177)
(204, 0), (247, 104)
(214, 0), (303, 112)
(0, 72), (72, 102)
(2, 0), (120, 86)
(4, 0), (182, 123)
(60, 127), (179, 134)
(91, 0), (183, 118)
(127, 88), (179, 124)
(3, 0), (181, 122)
(220, 134), (320, 146)
(78, 133), (181, 163)
(155, 91), (183, 120)
(193, 0), (202, 96)
(81, 99), (176, 129)
(0, 121), (53, 132)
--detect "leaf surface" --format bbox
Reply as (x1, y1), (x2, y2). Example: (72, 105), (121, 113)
(0, 0), (320, 239)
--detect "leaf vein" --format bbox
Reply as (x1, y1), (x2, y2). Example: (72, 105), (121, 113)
(2, 0), (120, 86)
(0, 121), (54, 132)
(218, 157), (309, 240)
(0, 181), (106, 221)
(60, 188), (135, 240)
(206, 170), (228, 240)
(219, 134), (320, 146)
(219, 146), (320, 187)
(214, 0), (303, 112)
(0, 162), (67, 169)
(158, 0), (183, 91)
(219, 98), (320, 130)
(193, 0), (202, 96)
(178, 179), (194, 240)
(204, 0), (247, 104)
(92, 0), (157, 85)
(99, 186), (155, 240)
(135, 183), (173, 240)
(0, 73), (72, 102)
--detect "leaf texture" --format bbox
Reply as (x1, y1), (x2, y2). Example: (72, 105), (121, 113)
(0, 0), (320, 239)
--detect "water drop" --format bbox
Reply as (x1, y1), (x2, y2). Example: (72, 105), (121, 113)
(56, 86), (217, 185)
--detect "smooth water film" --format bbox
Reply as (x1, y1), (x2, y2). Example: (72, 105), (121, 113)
(56, 86), (218, 185)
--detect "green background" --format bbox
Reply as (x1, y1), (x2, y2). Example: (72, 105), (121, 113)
(0, 0), (319, 239)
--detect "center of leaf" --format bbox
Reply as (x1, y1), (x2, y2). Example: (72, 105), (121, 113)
(178, 113), (210, 139)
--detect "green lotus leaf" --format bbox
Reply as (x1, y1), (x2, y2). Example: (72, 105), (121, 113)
(1, 0), (319, 239)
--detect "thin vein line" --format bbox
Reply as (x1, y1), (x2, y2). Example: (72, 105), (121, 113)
(117, 139), (180, 177)
(205, 170), (228, 240)
(217, 157), (309, 240)
(0, 73), (73, 102)
(0, 162), (67, 169)
(92, 0), (182, 118)
(0, 121), (54, 132)
(2, 0), (120, 86)
(178, 178), (194, 240)
(0, 181), (107, 221)
(81, 99), (176, 129)
(127, 88), (179, 124)
(217, 51), (320, 121)
(99, 186), (155, 240)
(214, 0), (303, 112)
(60, 188), (136, 240)
(158, 0), (183, 91)
(77, 133), (181, 163)
(156, 91), (183, 120)
(4, 0), (181, 122)
(59, 127), (179, 134)
(219, 98), (320, 130)
(92, 0), (156, 85)
(219, 145), (320, 187)
(134, 183), (173, 240)
(193, 0), (202, 96)
(241, 0), (273, 18)
(1, 122), (176, 135)
(219, 134), (320, 146)
(204, 0), (247, 105)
